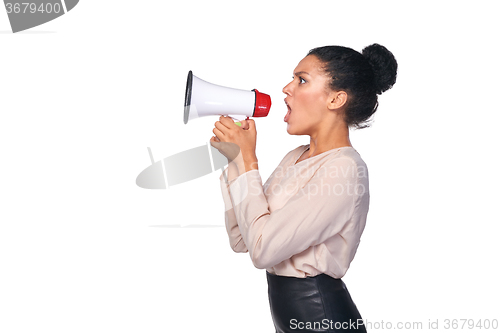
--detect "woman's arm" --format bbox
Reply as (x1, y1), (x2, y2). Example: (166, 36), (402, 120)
(220, 163), (248, 253)
(218, 148), (297, 254)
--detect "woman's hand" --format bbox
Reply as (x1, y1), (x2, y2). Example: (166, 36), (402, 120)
(210, 116), (258, 172)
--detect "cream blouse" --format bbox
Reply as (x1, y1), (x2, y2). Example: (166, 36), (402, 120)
(219, 144), (370, 278)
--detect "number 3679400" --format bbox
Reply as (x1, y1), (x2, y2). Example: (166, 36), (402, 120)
(5, 2), (62, 14)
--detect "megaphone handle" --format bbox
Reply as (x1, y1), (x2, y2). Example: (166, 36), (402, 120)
(231, 116), (250, 127)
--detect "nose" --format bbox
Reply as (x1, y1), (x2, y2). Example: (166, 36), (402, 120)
(282, 80), (293, 96)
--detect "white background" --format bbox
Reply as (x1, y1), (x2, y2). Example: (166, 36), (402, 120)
(1, 1), (499, 332)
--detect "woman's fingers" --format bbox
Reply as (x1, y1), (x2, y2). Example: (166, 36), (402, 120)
(213, 127), (224, 139)
(219, 116), (235, 127)
(239, 119), (249, 130)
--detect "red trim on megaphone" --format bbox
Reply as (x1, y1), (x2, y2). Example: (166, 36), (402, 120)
(253, 89), (271, 117)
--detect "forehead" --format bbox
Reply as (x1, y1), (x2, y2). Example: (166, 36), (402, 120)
(294, 55), (324, 75)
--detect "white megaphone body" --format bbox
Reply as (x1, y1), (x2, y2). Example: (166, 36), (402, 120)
(184, 71), (271, 125)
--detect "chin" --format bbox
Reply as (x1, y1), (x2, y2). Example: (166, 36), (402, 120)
(286, 124), (302, 136)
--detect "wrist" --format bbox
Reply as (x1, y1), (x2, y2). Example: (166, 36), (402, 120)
(243, 157), (258, 172)
(235, 154), (258, 173)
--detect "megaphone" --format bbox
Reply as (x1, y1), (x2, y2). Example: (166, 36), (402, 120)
(184, 71), (271, 125)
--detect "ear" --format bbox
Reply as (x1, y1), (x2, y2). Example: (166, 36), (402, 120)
(327, 90), (348, 110)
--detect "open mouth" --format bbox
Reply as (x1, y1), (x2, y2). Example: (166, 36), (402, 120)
(284, 99), (291, 122)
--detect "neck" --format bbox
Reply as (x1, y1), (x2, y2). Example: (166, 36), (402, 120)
(306, 119), (352, 157)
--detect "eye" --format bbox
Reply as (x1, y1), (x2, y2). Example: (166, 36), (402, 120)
(291, 75), (307, 84)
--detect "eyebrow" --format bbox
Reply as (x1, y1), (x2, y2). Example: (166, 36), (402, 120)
(294, 71), (310, 77)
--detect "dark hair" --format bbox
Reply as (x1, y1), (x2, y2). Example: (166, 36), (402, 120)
(307, 44), (397, 129)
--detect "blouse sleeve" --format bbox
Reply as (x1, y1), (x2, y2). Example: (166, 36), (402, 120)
(225, 157), (362, 269)
(219, 167), (248, 253)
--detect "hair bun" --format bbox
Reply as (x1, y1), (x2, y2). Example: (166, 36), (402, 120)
(362, 44), (398, 94)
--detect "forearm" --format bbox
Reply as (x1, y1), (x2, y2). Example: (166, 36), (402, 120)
(226, 154), (259, 183)
(225, 161), (240, 183)
(239, 158), (259, 173)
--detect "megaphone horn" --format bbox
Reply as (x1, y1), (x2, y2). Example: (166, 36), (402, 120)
(184, 71), (271, 125)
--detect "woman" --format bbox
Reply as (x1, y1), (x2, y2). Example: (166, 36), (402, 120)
(210, 44), (397, 333)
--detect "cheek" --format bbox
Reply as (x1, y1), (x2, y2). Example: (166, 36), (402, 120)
(297, 89), (325, 115)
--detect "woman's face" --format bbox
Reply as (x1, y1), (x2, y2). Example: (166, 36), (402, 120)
(283, 55), (332, 135)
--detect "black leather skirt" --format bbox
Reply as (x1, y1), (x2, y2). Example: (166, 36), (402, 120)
(267, 271), (367, 333)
